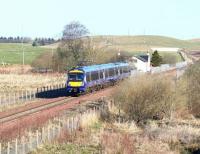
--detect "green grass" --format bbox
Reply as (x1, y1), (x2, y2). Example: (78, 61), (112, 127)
(1, 35), (197, 65)
(91, 35), (200, 51)
(0, 43), (50, 64)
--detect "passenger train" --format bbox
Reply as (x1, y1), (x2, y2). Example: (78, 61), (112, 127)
(66, 62), (131, 94)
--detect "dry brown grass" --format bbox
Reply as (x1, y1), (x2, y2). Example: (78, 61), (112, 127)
(144, 119), (200, 153)
(0, 73), (65, 95)
(80, 110), (99, 128)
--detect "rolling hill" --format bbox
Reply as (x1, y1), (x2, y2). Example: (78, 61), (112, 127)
(1, 35), (200, 65)
(90, 35), (200, 52)
(44, 35), (200, 51)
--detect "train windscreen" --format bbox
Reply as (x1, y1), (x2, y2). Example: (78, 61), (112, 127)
(68, 73), (84, 81)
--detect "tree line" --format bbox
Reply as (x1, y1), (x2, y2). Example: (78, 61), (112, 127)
(0, 36), (57, 46)
(32, 38), (57, 46)
(0, 36), (31, 43)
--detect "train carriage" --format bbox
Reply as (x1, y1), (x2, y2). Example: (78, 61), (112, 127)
(66, 62), (131, 94)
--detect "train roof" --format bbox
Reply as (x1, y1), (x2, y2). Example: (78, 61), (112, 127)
(78, 62), (129, 73)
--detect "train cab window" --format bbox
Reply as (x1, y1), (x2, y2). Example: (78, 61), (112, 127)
(68, 73), (84, 81)
(86, 73), (91, 82)
(91, 71), (99, 81)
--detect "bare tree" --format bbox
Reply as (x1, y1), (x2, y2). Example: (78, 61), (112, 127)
(53, 21), (89, 71)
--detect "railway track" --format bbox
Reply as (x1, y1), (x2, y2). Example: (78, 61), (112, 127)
(0, 97), (74, 123)
(0, 68), (182, 124)
(0, 86), (113, 124)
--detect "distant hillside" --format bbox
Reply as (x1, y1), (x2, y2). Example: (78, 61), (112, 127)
(45, 35), (200, 52)
(188, 38), (200, 43)
(90, 35), (200, 52)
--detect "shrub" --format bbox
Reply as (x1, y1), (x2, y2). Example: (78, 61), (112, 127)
(113, 75), (174, 123)
(151, 50), (162, 66)
(185, 60), (200, 117)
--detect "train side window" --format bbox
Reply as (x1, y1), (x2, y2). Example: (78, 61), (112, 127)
(91, 71), (99, 81)
(117, 68), (120, 75)
(124, 66), (128, 73)
(100, 70), (103, 79)
(109, 68), (115, 77)
(105, 69), (109, 78)
(120, 67), (123, 74)
(86, 73), (90, 82)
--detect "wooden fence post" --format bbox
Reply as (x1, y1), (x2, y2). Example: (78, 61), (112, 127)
(21, 91), (24, 102)
(7, 142), (10, 154)
(15, 138), (18, 154)
(36, 130), (39, 147)
(29, 90), (31, 100)
(17, 92), (20, 103)
(25, 91), (28, 101)
(47, 126), (50, 140)
(13, 93), (16, 104)
(8, 93), (11, 104)
(22, 136), (25, 154)
(29, 132), (32, 151)
(71, 117), (74, 132)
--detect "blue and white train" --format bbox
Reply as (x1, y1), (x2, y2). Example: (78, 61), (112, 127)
(66, 62), (131, 94)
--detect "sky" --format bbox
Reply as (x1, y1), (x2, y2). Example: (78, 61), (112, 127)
(0, 0), (200, 39)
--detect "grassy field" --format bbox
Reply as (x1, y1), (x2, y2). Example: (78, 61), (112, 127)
(0, 43), (50, 64)
(91, 35), (200, 51)
(1, 35), (198, 65)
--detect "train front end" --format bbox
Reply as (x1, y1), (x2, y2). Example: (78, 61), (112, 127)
(66, 69), (86, 94)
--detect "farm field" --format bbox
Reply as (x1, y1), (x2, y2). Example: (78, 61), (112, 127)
(0, 35), (198, 65)
(0, 43), (50, 64)
(0, 73), (66, 94)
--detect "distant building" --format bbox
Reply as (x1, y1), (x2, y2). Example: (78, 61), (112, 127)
(132, 53), (151, 72)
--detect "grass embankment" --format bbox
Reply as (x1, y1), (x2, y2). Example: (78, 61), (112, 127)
(0, 43), (50, 64)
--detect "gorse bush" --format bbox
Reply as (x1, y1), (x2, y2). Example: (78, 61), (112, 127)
(113, 75), (174, 123)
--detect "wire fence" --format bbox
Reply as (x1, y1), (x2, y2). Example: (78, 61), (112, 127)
(0, 83), (66, 108)
(0, 103), (106, 154)
(151, 61), (187, 74)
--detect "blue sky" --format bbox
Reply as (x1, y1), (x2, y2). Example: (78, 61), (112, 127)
(0, 0), (199, 39)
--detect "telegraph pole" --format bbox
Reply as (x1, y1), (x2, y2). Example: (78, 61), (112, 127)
(21, 25), (25, 73)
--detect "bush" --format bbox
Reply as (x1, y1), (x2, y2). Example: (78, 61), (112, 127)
(151, 50), (162, 66)
(31, 51), (53, 69)
(185, 60), (200, 117)
(113, 75), (174, 123)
